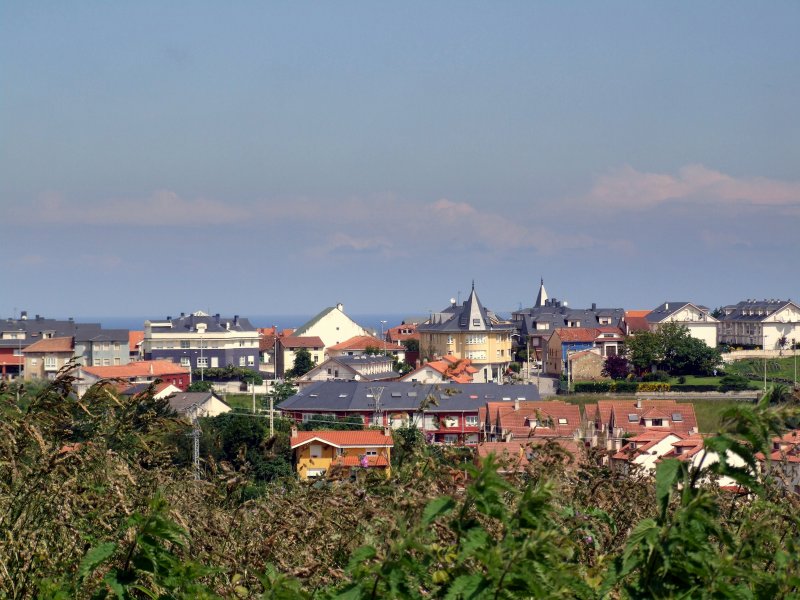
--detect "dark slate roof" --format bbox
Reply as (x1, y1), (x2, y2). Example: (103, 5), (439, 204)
(418, 287), (515, 333)
(719, 299), (795, 322)
(513, 306), (625, 337)
(147, 311), (256, 333)
(0, 317), (128, 349)
(645, 302), (692, 323)
(279, 381), (540, 413)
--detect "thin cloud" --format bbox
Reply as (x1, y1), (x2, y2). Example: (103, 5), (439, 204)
(586, 164), (800, 209)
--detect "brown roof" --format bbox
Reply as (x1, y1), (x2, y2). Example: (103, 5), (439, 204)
(81, 360), (189, 379)
(477, 438), (584, 471)
(625, 310), (652, 333)
(408, 355), (478, 383)
(23, 336), (74, 353)
(328, 335), (399, 352)
(128, 331), (144, 350)
(281, 336), (324, 349)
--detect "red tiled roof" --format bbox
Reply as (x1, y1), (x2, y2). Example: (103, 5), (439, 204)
(477, 438), (584, 471)
(411, 355), (478, 383)
(625, 311), (652, 333)
(334, 455), (390, 468)
(611, 431), (683, 461)
(386, 324), (419, 343)
(23, 336), (74, 353)
(328, 335), (398, 352)
(0, 355), (23, 366)
(281, 336), (324, 349)
(291, 430), (394, 448)
(555, 328), (601, 343)
(596, 400), (698, 436)
(480, 401), (582, 439)
(81, 360), (189, 379)
(129, 331), (144, 350)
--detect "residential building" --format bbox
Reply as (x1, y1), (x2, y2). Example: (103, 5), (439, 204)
(300, 355), (398, 385)
(624, 310), (652, 335)
(77, 360), (191, 396)
(567, 349), (607, 382)
(291, 303), (369, 348)
(1, 313), (129, 376)
(610, 431), (685, 475)
(480, 400), (582, 442)
(385, 323), (419, 345)
(279, 381), (540, 445)
(511, 279), (626, 362)
(645, 302), (718, 348)
(757, 430), (800, 494)
(400, 355), (478, 384)
(120, 381), (182, 400)
(129, 331), (144, 361)
(161, 391), (232, 419)
(22, 336), (76, 381)
(543, 327), (624, 375)
(327, 335), (405, 361)
(718, 299), (800, 349)
(143, 311), (260, 372)
(276, 336), (325, 377)
(476, 438), (585, 473)
(290, 429), (393, 479)
(418, 285), (514, 383)
(587, 399), (699, 452)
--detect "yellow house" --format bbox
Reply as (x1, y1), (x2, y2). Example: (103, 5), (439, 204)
(290, 428), (393, 479)
(418, 285), (515, 383)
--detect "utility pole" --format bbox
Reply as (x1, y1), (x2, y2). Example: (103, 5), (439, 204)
(367, 386), (385, 427)
(187, 405), (201, 481)
(794, 337), (797, 388)
(270, 392), (274, 437)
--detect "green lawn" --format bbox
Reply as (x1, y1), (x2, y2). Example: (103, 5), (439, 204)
(726, 356), (799, 384)
(220, 393), (262, 412)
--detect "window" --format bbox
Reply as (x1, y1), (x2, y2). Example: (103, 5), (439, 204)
(466, 335), (486, 345)
(44, 356), (57, 370)
(651, 419), (663, 427)
(114, 342), (120, 350)
(447, 335), (454, 345)
(465, 415), (478, 427)
(180, 357), (190, 367)
(239, 356), (246, 366)
(557, 417), (568, 425)
(247, 355), (255, 366)
(365, 449), (378, 456)
(93, 358), (101, 366)
(302, 414), (314, 423)
(310, 444), (323, 458)
(197, 357), (209, 368)
(180, 340), (190, 349)
(114, 357), (120, 365)
(472, 319), (481, 326)
(103, 358), (110, 366)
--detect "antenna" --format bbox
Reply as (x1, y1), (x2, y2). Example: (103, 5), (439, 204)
(367, 386), (385, 427)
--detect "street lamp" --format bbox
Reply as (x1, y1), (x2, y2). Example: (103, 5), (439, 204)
(793, 337), (797, 388)
(380, 321), (388, 356)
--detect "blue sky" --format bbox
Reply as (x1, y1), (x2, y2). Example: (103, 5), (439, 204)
(2, 2), (798, 319)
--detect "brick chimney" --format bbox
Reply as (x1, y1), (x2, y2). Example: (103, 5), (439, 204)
(291, 426), (298, 439)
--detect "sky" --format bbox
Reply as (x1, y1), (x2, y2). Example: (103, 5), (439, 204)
(2, 2), (799, 320)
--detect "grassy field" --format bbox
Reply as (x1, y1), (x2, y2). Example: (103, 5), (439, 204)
(726, 356), (799, 384)
(562, 394), (750, 434)
(220, 393), (262, 412)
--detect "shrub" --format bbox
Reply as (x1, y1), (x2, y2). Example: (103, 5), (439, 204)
(718, 374), (751, 392)
(677, 375), (686, 384)
(642, 370), (671, 382)
(637, 382), (670, 392)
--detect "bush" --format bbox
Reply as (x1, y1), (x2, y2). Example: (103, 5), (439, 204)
(637, 382), (670, 392)
(642, 370), (671, 382)
(508, 362), (521, 373)
(670, 384), (722, 393)
(677, 375), (686, 384)
(718, 374), (751, 392)
(615, 381), (639, 393)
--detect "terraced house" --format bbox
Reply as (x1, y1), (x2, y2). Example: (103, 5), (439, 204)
(418, 285), (514, 383)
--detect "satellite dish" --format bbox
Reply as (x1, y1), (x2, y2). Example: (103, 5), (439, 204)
(450, 297), (456, 305)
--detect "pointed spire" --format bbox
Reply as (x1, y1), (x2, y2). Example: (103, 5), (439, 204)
(535, 278), (548, 307)
(462, 284), (486, 331)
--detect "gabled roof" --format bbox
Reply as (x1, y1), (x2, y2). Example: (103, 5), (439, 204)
(147, 311), (257, 333)
(720, 299), (799, 323)
(403, 355), (478, 383)
(167, 392), (229, 414)
(553, 328), (602, 343)
(646, 302), (716, 324)
(328, 336), (398, 352)
(281, 336), (324, 349)
(23, 336), (74, 353)
(129, 331), (144, 350)
(480, 400), (581, 439)
(596, 400), (698, 436)
(625, 310), (652, 333)
(291, 430), (393, 449)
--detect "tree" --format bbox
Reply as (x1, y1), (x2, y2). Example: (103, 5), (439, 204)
(287, 348), (313, 378)
(363, 345), (381, 356)
(267, 379), (298, 407)
(778, 335), (788, 355)
(625, 330), (663, 375)
(402, 338), (419, 353)
(602, 354), (630, 380)
(187, 380), (214, 392)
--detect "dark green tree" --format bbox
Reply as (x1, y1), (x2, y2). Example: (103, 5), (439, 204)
(602, 354), (630, 380)
(187, 380), (214, 392)
(287, 348), (314, 378)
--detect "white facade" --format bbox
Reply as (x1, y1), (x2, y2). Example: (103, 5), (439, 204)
(653, 304), (718, 348)
(293, 304), (369, 348)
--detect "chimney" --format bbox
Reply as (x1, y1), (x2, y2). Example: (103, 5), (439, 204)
(290, 426), (298, 439)
(35, 314), (41, 320)
(20, 311), (28, 320)
(167, 316), (172, 321)
(234, 315), (239, 326)
(636, 399), (642, 409)
(514, 398), (519, 411)
(591, 303), (597, 311)
(384, 426), (391, 436)
(665, 303), (669, 310)
(180, 312), (185, 318)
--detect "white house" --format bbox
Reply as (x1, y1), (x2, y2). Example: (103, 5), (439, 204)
(291, 303), (369, 349)
(718, 299), (800, 350)
(646, 302), (718, 348)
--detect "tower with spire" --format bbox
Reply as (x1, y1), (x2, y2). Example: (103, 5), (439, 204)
(535, 278), (548, 308)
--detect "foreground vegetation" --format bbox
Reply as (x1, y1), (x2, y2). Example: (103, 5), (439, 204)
(2, 370), (800, 598)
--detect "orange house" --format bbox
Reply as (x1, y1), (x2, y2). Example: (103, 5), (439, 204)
(290, 429), (393, 479)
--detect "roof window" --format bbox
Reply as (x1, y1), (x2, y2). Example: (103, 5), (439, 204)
(558, 418), (568, 425)
(628, 414), (639, 422)
(672, 413), (683, 422)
